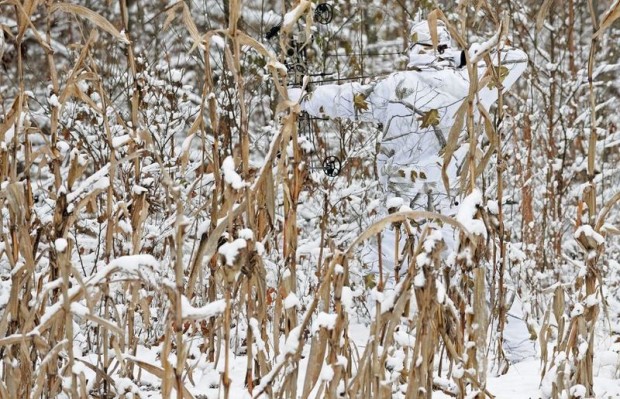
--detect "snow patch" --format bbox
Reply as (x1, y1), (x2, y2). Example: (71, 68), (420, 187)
(181, 296), (226, 320)
(222, 156), (246, 190)
(283, 293), (300, 309)
(218, 238), (247, 266)
(237, 228), (254, 240)
(386, 197), (404, 209)
(456, 189), (487, 237)
(314, 312), (338, 331)
(55, 238), (68, 252)
(575, 224), (604, 246)
(320, 364), (334, 381)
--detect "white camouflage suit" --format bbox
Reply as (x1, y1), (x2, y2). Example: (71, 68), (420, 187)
(298, 21), (527, 212)
(293, 21), (528, 277)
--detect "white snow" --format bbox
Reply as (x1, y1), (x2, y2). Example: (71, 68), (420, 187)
(218, 238), (247, 266)
(423, 228), (443, 252)
(115, 377), (141, 395)
(249, 318), (266, 352)
(417, 251), (432, 271)
(575, 224), (605, 246)
(585, 294), (599, 308)
(170, 69), (183, 82)
(394, 328), (415, 348)
(456, 189), (487, 237)
(486, 200), (499, 215)
(414, 269), (426, 288)
(55, 238), (68, 252)
(436, 279), (446, 304)
(314, 312), (338, 331)
(48, 94), (60, 108)
(341, 286), (354, 314)
(180, 296), (226, 320)
(283, 293), (300, 309)
(112, 134), (132, 148)
(571, 303), (584, 318)
(569, 384), (587, 398)
(237, 228), (254, 240)
(386, 197), (404, 209)
(284, 326), (301, 354)
(468, 29), (501, 64)
(132, 185), (148, 194)
(66, 164), (111, 204)
(222, 156), (246, 190)
(319, 364), (334, 381)
(70, 302), (89, 317)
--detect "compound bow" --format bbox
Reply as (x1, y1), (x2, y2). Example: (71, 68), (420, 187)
(266, 2), (343, 178)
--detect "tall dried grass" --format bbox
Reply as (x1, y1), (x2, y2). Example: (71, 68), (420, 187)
(1, 1), (619, 399)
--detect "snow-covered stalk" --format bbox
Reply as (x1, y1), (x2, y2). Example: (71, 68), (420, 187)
(493, 25), (509, 373)
(223, 279), (232, 399)
(99, 76), (117, 397)
(394, 225), (401, 283)
(454, 192), (489, 398)
(58, 238), (78, 397)
(325, 259), (349, 397)
(454, 7), (491, 394)
(405, 227), (443, 398)
(174, 200), (186, 399)
(565, 1), (602, 396)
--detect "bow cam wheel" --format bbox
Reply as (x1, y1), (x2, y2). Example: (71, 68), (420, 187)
(322, 156), (341, 177)
(314, 3), (333, 24)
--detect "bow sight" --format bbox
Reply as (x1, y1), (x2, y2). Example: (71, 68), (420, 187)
(266, 2), (342, 178)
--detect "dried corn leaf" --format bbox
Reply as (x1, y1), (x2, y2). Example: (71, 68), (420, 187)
(126, 357), (195, 398)
(595, 191), (620, 231)
(3, 0), (51, 50)
(6, 183), (26, 224)
(180, 133), (197, 173)
(0, 97), (20, 142)
(301, 334), (329, 397)
(264, 168), (276, 224)
(280, 0), (312, 35)
(353, 93), (369, 112)
(419, 109), (440, 129)
(487, 66), (509, 89)
(535, 0), (556, 33)
(552, 286), (565, 326)
(594, 0), (620, 38)
(181, 3), (204, 52)
(428, 12), (438, 51)
(441, 101), (467, 193)
(346, 210), (473, 257)
(51, 3), (129, 43)
(428, 9), (468, 50)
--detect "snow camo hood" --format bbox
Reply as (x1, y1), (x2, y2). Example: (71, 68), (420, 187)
(408, 20), (453, 66)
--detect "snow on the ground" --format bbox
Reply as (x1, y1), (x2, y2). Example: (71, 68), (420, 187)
(503, 297), (537, 363)
(115, 317), (619, 399)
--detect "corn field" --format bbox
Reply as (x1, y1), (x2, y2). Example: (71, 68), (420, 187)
(1, 0), (620, 398)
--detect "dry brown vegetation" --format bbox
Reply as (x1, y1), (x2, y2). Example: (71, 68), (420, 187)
(1, 1), (620, 398)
